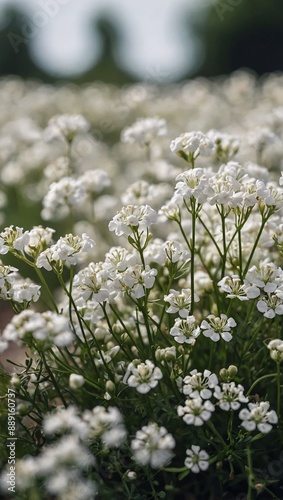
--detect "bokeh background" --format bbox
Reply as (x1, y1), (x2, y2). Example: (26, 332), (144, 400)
(0, 0), (282, 85)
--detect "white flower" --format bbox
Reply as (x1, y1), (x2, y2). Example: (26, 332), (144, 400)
(73, 262), (111, 303)
(44, 114), (89, 143)
(131, 422), (175, 469)
(41, 177), (87, 220)
(123, 360), (163, 394)
(115, 264), (157, 299)
(256, 296), (283, 319)
(207, 129), (239, 162)
(121, 117), (167, 146)
(78, 169), (111, 194)
(2, 310), (73, 348)
(218, 275), (248, 301)
(170, 131), (215, 160)
(8, 280), (41, 304)
(164, 289), (199, 318)
(69, 374), (85, 390)
(173, 168), (213, 205)
(108, 205), (157, 237)
(214, 382), (248, 410)
(43, 406), (88, 438)
(169, 316), (200, 344)
(239, 402), (278, 433)
(82, 406), (127, 448)
(200, 314), (236, 342)
(183, 369), (219, 399)
(184, 445), (209, 473)
(36, 233), (95, 271)
(177, 397), (215, 426)
(0, 226), (30, 255)
(267, 339), (283, 362)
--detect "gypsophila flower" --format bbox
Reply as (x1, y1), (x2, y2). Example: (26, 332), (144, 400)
(184, 445), (209, 473)
(121, 117), (167, 146)
(123, 360), (162, 394)
(114, 264), (157, 299)
(207, 129), (240, 162)
(82, 406), (127, 448)
(239, 402), (278, 433)
(108, 204), (157, 237)
(183, 369), (219, 399)
(78, 169), (111, 194)
(170, 131), (215, 161)
(200, 314), (236, 342)
(44, 114), (89, 143)
(256, 295), (283, 318)
(267, 339), (283, 362)
(213, 382), (248, 410)
(8, 280), (41, 304)
(131, 422), (175, 469)
(2, 310), (73, 348)
(0, 226), (30, 255)
(73, 262), (110, 303)
(169, 316), (200, 344)
(173, 168), (213, 205)
(43, 406), (88, 439)
(69, 374), (85, 390)
(0, 262), (19, 299)
(164, 289), (199, 318)
(41, 177), (87, 220)
(36, 233), (95, 271)
(177, 397), (215, 426)
(218, 275), (248, 301)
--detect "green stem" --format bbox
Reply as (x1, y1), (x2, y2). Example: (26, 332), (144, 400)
(190, 199), (196, 313)
(198, 215), (223, 258)
(34, 267), (59, 313)
(243, 217), (268, 277)
(207, 420), (227, 448)
(220, 205), (227, 278)
(246, 373), (277, 396)
(277, 362), (281, 420)
(41, 351), (67, 407)
(247, 445), (254, 500)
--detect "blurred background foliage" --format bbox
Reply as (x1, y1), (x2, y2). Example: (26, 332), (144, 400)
(0, 0), (282, 85)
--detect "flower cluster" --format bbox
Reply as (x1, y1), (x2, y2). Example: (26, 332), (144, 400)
(0, 73), (283, 500)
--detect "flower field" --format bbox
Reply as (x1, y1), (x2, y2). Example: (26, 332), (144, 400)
(0, 71), (283, 499)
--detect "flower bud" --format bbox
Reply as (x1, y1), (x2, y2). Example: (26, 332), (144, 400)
(228, 365), (238, 377)
(69, 373), (85, 389)
(10, 373), (21, 387)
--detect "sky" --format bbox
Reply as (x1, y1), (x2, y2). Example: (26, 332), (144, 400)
(0, 0), (210, 82)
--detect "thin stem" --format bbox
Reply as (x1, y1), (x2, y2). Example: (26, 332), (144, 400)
(220, 205), (227, 278)
(243, 217), (267, 277)
(41, 351), (67, 407)
(276, 362), (281, 420)
(247, 445), (254, 500)
(246, 373), (277, 396)
(198, 215), (223, 258)
(190, 199), (196, 313)
(34, 267), (59, 313)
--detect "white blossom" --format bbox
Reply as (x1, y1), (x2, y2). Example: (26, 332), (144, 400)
(184, 445), (209, 473)
(123, 360), (162, 394)
(239, 402), (278, 433)
(267, 338), (283, 362)
(169, 316), (200, 344)
(183, 369), (219, 399)
(177, 397), (215, 426)
(131, 422), (175, 469)
(214, 382), (248, 410)
(108, 204), (157, 237)
(164, 289), (199, 318)
(200, 314), (236, 342)
(121, 117), (167, 146)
